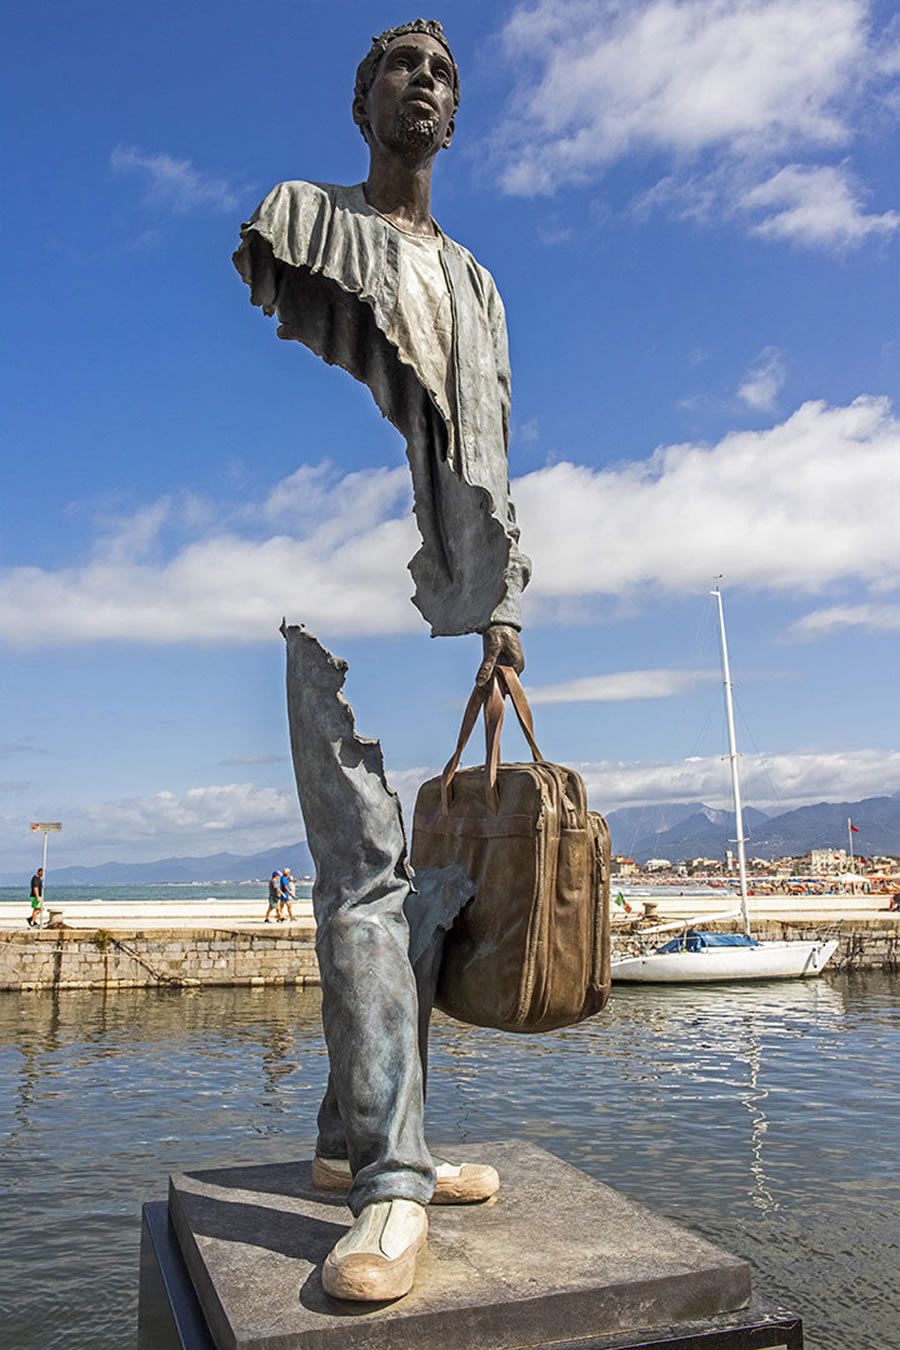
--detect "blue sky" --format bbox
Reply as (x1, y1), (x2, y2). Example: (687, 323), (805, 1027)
(2, 0), (899, 872)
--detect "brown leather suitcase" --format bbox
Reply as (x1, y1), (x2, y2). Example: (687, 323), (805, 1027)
(411, 666), (611, 1033)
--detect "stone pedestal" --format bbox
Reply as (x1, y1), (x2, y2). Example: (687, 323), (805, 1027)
(138, 1142), (803, 1350)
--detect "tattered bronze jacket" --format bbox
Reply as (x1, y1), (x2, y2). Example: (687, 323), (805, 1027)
(233, 181), (530, 635)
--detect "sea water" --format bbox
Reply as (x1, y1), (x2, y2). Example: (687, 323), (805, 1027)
(0, 973), (897, 1350)
(0, 881), (711, 907)
(0, 882), (312, 907)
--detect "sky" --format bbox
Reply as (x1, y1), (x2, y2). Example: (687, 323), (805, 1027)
(2, 0), (899, 873)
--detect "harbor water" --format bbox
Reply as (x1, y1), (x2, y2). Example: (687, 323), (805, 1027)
(0, 973), (897, 1349)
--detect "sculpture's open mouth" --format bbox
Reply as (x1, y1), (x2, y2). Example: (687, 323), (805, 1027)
(404, 92), (439, 114)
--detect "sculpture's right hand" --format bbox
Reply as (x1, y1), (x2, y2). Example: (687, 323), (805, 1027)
(476, 624), (525, 688)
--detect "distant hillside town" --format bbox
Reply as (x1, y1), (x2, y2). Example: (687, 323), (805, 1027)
(614, 846), (898, 874)
(611, 851), (899, 890)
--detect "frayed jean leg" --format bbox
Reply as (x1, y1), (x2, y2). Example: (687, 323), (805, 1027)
(283, 625), (435, 1215)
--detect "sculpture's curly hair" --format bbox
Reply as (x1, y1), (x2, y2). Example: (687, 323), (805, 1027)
(354, 19), (460, 133)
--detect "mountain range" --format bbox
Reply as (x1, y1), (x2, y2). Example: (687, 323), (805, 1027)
(0, 841), (314, 888)
(608, 794), (900, 864)
(3, 794), (896, 885)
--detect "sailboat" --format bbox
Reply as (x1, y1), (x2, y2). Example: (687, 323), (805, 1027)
(611, 586), (839, 983)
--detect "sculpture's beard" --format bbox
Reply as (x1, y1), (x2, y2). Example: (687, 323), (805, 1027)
(394, 110), (440, 151)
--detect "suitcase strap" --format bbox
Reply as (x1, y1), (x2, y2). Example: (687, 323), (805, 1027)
(440, 666), (544, 813)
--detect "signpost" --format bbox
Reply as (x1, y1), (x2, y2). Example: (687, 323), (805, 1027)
(30, 822), (62, 927)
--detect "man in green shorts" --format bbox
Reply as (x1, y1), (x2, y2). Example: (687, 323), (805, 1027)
(28, 867), (43, 927)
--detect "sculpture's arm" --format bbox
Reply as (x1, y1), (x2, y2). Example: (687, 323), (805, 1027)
(482, 278), (531, 657)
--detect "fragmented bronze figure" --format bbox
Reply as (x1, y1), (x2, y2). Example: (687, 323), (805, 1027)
(234, 19), (530, 1302)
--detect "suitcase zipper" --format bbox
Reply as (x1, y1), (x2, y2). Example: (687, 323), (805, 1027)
(591, 819), (609, 991)
(515, 767), (561, 1023)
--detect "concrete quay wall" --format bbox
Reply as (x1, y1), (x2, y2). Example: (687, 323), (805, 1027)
(0, 917), (897, 993)
(0, 926), (320, 992)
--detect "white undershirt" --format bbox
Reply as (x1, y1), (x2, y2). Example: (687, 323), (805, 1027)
(389, 227), (455, 452)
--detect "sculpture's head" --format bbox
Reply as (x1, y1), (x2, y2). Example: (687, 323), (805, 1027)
(353, 19), (460, 156)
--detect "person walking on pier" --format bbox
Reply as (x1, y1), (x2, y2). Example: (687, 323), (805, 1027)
(265, 871), (282, 923)
(27, 868), (43, 927)
(265, 871), (282, 922)
(278, 868), (296, 922)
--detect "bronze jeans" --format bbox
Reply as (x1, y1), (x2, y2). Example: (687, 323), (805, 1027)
(283, 625), (472, 1215)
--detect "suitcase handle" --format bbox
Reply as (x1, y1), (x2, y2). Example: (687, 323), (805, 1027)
(440, 666), (545, 813)
(496, 667), (543, 762)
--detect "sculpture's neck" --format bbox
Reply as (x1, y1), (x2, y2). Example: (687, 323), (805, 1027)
(364, 149), (437, 237)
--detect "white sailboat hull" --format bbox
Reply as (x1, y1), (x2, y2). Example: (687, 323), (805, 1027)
(611, 938), (839, 984)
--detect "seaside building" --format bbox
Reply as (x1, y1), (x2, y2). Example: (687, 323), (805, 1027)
(810, 848), (848, 874)
(685, 857), (724, 875)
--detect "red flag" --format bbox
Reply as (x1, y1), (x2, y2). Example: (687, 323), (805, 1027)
(850, 824), (859, 833)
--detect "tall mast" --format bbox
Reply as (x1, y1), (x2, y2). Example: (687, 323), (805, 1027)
(712, 585), (751, 935)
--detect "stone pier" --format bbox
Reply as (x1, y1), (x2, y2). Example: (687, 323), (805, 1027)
(0, 914), (896, 992)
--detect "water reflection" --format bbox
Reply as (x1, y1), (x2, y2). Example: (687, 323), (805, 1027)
(0, 975), (897, 1350)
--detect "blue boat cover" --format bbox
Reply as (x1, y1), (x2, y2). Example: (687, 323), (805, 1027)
(656, 930), (759, 954)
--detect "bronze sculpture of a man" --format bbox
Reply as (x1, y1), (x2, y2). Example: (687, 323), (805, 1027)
(234, 19), (530, 1302)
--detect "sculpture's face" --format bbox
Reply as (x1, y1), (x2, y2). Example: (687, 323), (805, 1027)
(355, 32), (456, 156)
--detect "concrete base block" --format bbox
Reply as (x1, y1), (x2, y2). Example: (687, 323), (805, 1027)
(139, 1203), (215, 1350)
(154, 1141), (770, 1350)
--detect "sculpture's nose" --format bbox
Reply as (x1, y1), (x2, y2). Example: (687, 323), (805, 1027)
(410, 61), (435, 88)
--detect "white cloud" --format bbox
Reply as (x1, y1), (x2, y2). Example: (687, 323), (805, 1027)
(1, 397), (897, 647)
(498, 0), (872, 187)
(112, 145), (241, 214)
(633, 159), (900, 249)
(526, 669), (718, 703)
(83, 782), (297, 841)
(737, 347), (786, 411)
(631, 169), (726, 225)
(219, 754), (290, 767)
(0, 394), (895, 648)
(7, 749), (894, 870)
(493, 0), (898, 250)
(0, 740), (46, 758)
(501, 0), (864, 186)
(515, 395), (900, 606)
(257, 463), (411, 537)
(57, 783), (298, 867)
(740, 163), (900, 246)
(511, 418), (541, 444)
(0, 781), (306, 871)
(578, 747), (900, 812)
(790, 602), (900, 636)
(0, 468), (419, 647)
(382, 766), (436, 835)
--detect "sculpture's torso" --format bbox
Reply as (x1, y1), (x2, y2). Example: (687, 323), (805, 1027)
(234, 180), (529, 635)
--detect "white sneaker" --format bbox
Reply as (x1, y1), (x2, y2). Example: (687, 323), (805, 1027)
(322, 1199), (427, 1302)
(312, 1154), (500, 1204)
